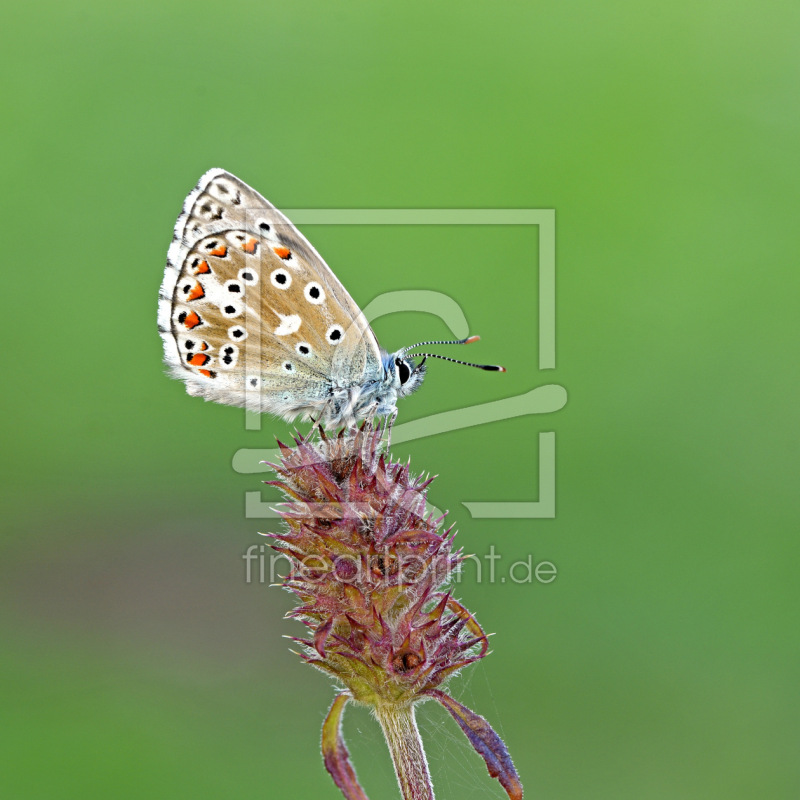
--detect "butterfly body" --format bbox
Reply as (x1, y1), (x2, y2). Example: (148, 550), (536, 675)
(158, 169), (428, 427)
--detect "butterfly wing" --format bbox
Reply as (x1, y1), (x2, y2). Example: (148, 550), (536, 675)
(158, 169), (383, 420)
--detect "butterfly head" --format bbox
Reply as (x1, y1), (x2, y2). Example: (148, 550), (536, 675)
(386, 334), (505, 401)
(385, 352), (428, 399)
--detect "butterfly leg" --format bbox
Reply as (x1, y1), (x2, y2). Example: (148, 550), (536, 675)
(384, 407), (398, 450)
(340, 390), (362, 433)
(310, 396), (336, 436)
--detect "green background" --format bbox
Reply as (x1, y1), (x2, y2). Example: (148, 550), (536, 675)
(2, 2), (798, 798)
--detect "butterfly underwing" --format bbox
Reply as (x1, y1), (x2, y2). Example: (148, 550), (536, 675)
(157, 169), (503, 427)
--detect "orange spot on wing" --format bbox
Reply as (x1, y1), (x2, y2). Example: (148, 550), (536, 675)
(194, 260), (211, 274)
(210, 245), (227, 257)
(188, 353), (210, 366)
(187, 282), (205, 301)
(199, 342), (208, 351)
(242, 237), (258, 254)
(183, 311), (201, 329)
(198, 369), (216, 378)
(273, 246), (291, 259)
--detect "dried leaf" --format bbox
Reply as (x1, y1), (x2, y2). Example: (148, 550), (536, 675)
(430, 689), (523, 800)
(321, 694), (370, 800)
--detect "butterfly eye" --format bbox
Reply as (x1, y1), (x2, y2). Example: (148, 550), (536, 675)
(396, 358), (412, 386)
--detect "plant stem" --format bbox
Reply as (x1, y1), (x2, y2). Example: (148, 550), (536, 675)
(375, 703), (435, 800)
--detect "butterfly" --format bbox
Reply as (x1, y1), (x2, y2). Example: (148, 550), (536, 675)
(158, 169), (504, 428)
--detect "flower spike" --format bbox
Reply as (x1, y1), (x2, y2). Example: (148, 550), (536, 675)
(267, 420), (522, 799)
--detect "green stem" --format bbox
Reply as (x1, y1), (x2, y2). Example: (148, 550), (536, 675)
(374, 703), (434, 800)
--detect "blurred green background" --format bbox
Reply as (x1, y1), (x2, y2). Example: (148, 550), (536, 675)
(2, 1), (798, 798)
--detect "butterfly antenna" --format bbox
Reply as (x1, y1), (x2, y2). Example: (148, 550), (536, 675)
(399, 335), (481, 356)
(414, 353), (506, 372)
